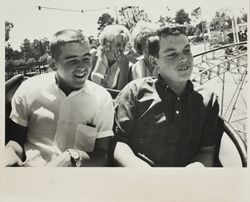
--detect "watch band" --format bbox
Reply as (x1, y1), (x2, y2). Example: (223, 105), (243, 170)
(67, 149), (81, 167)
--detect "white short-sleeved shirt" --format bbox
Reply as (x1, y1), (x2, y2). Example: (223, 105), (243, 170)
(10, 72), (114, 166)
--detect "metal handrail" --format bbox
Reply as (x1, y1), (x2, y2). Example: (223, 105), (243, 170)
(193, 41), (247, 58)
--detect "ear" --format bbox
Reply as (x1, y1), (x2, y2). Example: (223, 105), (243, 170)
(50, 58), (57, 70)
(149, 55), (159, 68)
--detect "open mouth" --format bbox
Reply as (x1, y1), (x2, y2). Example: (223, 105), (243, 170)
(74, 72), (87, 79)
(178, 65), (189, 71)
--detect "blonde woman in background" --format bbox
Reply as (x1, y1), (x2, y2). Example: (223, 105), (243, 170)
(90, 25), (132, 90)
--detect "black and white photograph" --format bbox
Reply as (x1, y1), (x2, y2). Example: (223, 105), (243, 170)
(1, 0), (249, 201)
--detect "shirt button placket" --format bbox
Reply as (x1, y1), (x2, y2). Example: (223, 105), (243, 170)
(139, 137), (143, 144)
(175, 97), (180, 118)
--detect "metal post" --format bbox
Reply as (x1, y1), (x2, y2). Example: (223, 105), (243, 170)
(228, 69), (247, 122)
(220, 72), (225, 116)
(114, 6), (119, 24)
(200, 8), (207, 58)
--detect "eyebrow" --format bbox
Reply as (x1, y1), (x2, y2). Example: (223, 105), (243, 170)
(65, 53), (91, 60)
(164, 48), (176, 53)
(164, 44), (191, 53)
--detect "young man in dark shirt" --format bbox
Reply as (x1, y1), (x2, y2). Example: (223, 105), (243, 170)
(113, 25), (219, 167)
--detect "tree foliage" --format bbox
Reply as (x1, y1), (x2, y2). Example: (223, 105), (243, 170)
(97, 13), (114, 32)
(6, 37), (50, 70)
(5, 21), (14, 42)
(174, 9), (191, 24)
(157, 15), (174, 27)
(241, 13), (247, 22)
(210, 10), (232, 31)
(186, 24), (196, 36)
(196, 21), (207, 34)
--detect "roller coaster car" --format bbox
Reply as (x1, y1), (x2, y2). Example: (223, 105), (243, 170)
(214, 117), (247, 167)
(5, 77), (247, 167)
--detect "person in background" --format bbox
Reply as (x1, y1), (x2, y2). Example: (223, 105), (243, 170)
(5, 29), (114, 167)
(130, 22), (160, 80)
(113, 25), (220, 167)
(90, 24), (132, 90)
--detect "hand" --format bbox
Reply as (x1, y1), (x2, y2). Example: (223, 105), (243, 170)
(5, 147), (24, 167)
(113, 49), (129, 72)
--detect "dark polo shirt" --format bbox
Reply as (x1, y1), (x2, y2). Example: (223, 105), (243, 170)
(114, 76), (219, 167)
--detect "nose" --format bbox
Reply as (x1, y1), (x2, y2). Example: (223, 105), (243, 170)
(179, 54), (188, 64)
(77, 60), (88, 70)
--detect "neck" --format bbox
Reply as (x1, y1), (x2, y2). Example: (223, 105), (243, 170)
(55, 73), (78, 96)
(160, 75), (187, 96)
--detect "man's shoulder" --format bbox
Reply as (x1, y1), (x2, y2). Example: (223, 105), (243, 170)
(18, 72), (55, 92)
(23, 72), (55, 86)
(122, 77), (157, 96)
(129, 77), (156, 88)
(192, 81), (218, 103)
(85, 80), (112, 97)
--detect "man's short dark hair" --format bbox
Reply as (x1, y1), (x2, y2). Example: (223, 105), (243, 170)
(148, 25), (187, 58)
(50, 29), (89, 60)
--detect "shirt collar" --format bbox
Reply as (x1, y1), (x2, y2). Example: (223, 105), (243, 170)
(156, 74), (194, 96)
(54, 72), (91, 97)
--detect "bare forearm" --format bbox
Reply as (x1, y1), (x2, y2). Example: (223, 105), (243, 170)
(116, 69), (129, 90)
(114, 142), (151, 167)
(6, 140), (25, 161)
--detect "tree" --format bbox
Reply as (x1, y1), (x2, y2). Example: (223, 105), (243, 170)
(5, 21), (14, 42)
(174, 9), (191, 24)
(241, 13), (247, 22)
(32, 39), (45, 61)
(237, 17), (242, 24)
(186, 24), (196, 36)
(5, 44), (13, 61)
(157, 15), (174, 27)
(119, 6), (151, 31)
(97, 13), (114, 32)
(210, 10), (232, 31)
(196, 20), (207, 34)
(20, 39), (33, 60)
(5, 21), (15, 61)
(41, 38), (50, 53)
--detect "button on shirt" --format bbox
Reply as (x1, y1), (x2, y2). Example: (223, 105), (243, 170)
(10, 72), (114, 166)
(114, 76), (219, 167)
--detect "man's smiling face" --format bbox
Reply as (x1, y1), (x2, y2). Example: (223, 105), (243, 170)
(157, 34), (193, 86)
(55, 41), (91, 89)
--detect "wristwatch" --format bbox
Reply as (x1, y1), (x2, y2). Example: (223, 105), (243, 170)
(67, 149), (81, 167)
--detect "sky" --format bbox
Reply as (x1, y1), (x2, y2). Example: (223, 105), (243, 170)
(2, 0), (248, 50)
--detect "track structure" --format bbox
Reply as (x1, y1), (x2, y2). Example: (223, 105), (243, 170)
(191, 41), (247, 142)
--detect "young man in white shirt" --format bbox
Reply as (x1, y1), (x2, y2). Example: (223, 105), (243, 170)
(5, 29), (114, 167)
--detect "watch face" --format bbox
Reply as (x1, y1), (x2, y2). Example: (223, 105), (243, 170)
(75, 160), (81, 167)
(71, 151), (80, 160)
(68, 149), (81, 167)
